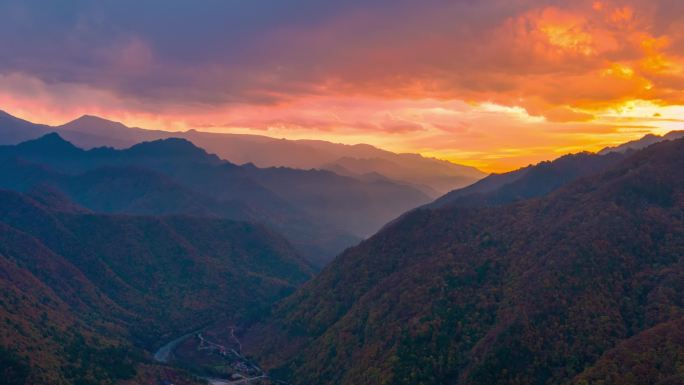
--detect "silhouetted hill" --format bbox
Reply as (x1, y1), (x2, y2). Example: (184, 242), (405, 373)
(0, 134), (224, 173)
(0, 110), (50, 143)
(244, 138), (684, 385)
(15, 132), (80, 154)
(63, 115), (148, 143)
(322, 156), (477, 197)
(0, 190), (313, 384)
(430, 130), (684, 211)
(124, 138), (224, 163)
(0, 110), (485, 194)
(599, 130), (684, 154)
(236, 166), (431, 236)
(0, 156), (256, 220)
(430, 151), (627, 209)
(0, 134), (432, 266)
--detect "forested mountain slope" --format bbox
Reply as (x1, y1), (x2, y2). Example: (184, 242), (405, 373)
(245, 138), (684, 385)
(0, 190), (313, 384)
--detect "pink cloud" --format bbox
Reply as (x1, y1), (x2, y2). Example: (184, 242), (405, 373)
(2, 0), (684, 171)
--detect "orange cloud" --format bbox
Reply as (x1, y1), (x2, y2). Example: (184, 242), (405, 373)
(2, 0), (684, 172)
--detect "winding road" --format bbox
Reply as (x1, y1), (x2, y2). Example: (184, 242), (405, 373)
(154, 327), (271, 385)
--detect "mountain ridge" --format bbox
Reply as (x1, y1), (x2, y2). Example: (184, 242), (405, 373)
(0, 190), (313, 385)
(0, 188), (313, 384)
(242, 137), (684, 385)
(599, 130), (684, 154)
(0, 133), (433, 267)
(0, 110), (485, 196)
(429, 151), (628, 209)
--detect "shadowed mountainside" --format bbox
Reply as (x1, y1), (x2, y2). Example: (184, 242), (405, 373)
(0, 133), (433, 267)
(0, 111), (485, 196)
(599, 130), (684, 155)
(0, 189), (313, 385)
(429, 151), (628, 209)
(428, 129), (684, 211)
(243, 138), (684, 385)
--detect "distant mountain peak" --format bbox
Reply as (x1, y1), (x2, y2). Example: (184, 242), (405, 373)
(63, 114), (129, 130)
(74, 114), (118, 123)
(16, 133), (81, 155)
(599, 130), (684, 154)
(126, 137), (224, 163)
(130, 137), (196, 150)
(76, 114), (101, 120)
(0, 110), (485, 194)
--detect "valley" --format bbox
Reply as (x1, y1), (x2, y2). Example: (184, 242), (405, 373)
(4, 2), (684, 384)
(154, 325), (281, 385)
(0, 115), (684, 385)
(2, 124), (684, 385)
(240, 137), (684, 385)
(3, 126), (684, 385)
(0, 128), (440, 267)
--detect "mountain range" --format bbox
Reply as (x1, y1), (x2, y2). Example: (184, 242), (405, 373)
(0, 133), (434, 267)
(428, 151), (628, 209)
(599, 130), (684, 154)
(0, 189), (312, 385)
(3, 107), (684, 385)
(0, 110), (485, 197)
(241, 137), (684, 385)
(429, 131), (684, 210)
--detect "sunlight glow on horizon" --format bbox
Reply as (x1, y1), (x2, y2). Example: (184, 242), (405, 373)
(3, 97), (682, 173)
(1, 0), (684, 173)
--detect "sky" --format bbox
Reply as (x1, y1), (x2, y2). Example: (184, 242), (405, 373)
(1, 0), (684, 172)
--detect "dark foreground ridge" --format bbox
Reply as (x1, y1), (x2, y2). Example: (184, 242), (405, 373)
(244, 137), (684, 385)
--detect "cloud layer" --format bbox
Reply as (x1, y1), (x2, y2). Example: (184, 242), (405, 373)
(1, 0), (683, 171)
